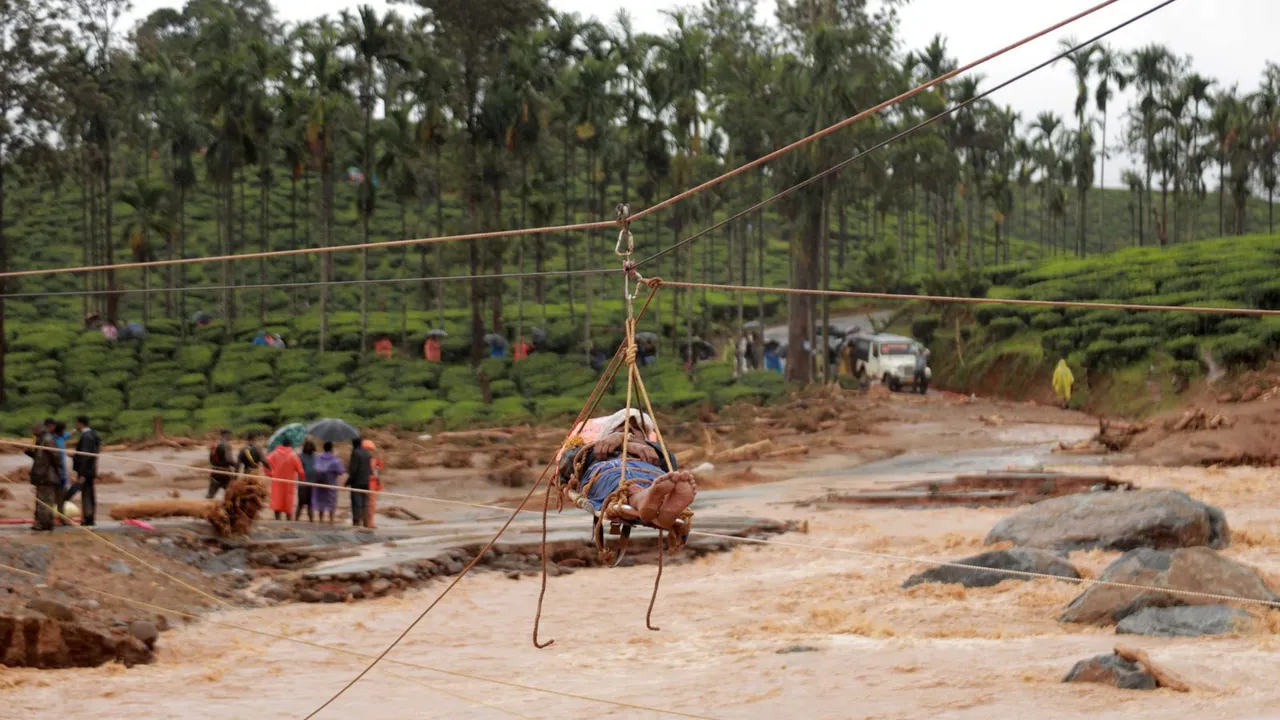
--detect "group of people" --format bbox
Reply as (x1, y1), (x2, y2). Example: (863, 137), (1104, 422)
(252, 331), (287, 348)
(24, 416), (101, 531)
(208, 431), (383, 527)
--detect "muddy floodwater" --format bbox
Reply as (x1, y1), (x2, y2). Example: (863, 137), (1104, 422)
(4, 404), (1280, 719)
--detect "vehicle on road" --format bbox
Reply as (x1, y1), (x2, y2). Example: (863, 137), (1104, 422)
(849, 333), (931, 393)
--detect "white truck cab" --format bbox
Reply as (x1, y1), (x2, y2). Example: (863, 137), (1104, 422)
(850, 333), (931, 393)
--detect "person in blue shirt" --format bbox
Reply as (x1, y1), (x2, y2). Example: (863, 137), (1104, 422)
(45, 419), (72, 522)
(252, 330), (269, 346)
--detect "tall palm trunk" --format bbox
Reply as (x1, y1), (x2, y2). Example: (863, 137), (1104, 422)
(320, 136), (333, 351)
(259, 169), (270, 324)
(360, 82), (373, 354)
(104, 138), (118, 325)
(0, 152), (7, 403)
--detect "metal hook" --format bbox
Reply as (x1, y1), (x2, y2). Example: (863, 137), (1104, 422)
(614, 203), (633, 257)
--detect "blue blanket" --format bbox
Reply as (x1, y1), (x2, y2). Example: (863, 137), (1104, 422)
(581, 458), (665, 511)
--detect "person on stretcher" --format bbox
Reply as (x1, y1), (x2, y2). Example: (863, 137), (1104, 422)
(558, 410), (696, 530)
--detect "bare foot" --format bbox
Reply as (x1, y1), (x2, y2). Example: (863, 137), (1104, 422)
(629, 475), (674, 524)
(655, 471), (697, 529)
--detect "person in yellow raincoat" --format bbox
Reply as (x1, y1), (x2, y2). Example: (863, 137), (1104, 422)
(1053, 359), (1074, 409)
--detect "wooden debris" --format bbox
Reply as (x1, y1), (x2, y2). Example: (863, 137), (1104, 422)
(712, 440), (774, 464)
(110, 499), (215, 522)
(1167, 408), (1232, 433)
(441, 450), (474, 469)
(378, 505), (423, 521)
(978, 414), (1005, 427)
(1114, 644), (1191, 692)
(433, 429), (513, 442)
(763, 445), (809, 460)
(1095, 418), (1146, 452)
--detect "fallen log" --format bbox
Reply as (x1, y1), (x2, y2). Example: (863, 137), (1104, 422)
(1114, 644), (1191, 693)
(378, 505), (423, 521)
(712, 440), (774, 464)
(763, 445), (809, 460)
(110, 499), (215, 522)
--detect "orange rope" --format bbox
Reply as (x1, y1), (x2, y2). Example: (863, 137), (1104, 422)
(658, 281), (1280, 317)
(0, 220), (612, 280)
(631, 0), (1124, 221)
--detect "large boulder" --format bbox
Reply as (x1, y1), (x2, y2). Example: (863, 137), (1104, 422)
(1060, 547), (1278, 625)
(1116, 605), (1256, 637)
(1063, 654), (1158, 690)
(0, 613), (153, 668)
(985, 489), (1228, 552)
(902, 548), (1080, 589)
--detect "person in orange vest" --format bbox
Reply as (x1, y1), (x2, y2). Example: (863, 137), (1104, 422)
(374, 336), (393, 359)
(513, 336), (532, 362)
(423, 336), (442, 362)
(363, 439), (385, 528)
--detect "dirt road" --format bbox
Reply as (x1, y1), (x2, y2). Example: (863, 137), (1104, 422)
(3, 394), (1279, 719)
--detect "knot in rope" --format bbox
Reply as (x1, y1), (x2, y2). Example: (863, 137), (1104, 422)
(614, 203), (634, 257)
(641, 276), (663, 290)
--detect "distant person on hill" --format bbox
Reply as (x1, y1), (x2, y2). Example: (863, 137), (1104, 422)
(423, 336), (442, 362)
(26, 423), (61, 532)
(1053, 359), (1075, 409)
(252, 330), (270, 347)
(266, 437), (305, 522)
(66, 416), (101, 526)
(297, 441), (318, 523)
(375, 336), (394, 359)
(207, 429), (236, 499)
(513, 337), (532, 362)
(312, 441), (345, 525)
(102, 323), (118, 343)
(347, 438), (374, 528)
(237, 432), (267, 478)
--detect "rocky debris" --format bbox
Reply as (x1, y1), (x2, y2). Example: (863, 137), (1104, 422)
(1113, 644), (1191, 692)
(777, 645), (820, 654)
(258, 581), (294, 602)
(1116, 605), (1256, 637)
(107, 559), (133, 576)
(26, 598), (76, 622)
(985, 489), (1228, 552)
(0, 613), (153, 668)
(1060, 547), (1279, 625)
(1166, 408), (1232, 432)
(1093, 419), (1146, 452)
(902, 548), (1080, 589)
(129, 620), (159, 649)
(248, 550), (279, 567)
(1063, 653), (1158, 690)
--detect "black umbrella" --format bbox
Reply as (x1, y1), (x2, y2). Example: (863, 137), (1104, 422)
(191, 311), (214, 325)
(531, 327), (548, 344)
(483, 333), (508, 347)
(425, 329), (448, 339)
(636, 331), (659, 343)
(307, 418), (361, 443)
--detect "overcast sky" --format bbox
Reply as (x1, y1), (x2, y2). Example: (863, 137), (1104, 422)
(126, 0), (1280, 188)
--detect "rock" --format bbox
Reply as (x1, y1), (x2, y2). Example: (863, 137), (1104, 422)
(443, 561), (464, 575)
(505, 570), (521, 580)
(902, 548), (1080, 589)
(18, 546), (52, 573)
(777, 645), (820, 654)
(345, 585), (364, 599)
(106, 559), (133, 576)
(1116, 605), (1255, 637)
(26, 599), (76, 622)
(395, 567), (418, 582)
(154, 615), (170, 632)
(298, 589), (323, 603)
(259, 581), (294, 602)
(129, 620), (160, 649)
(1060, 547), (1279, 625)
(369, 579), (393, 595)
(986, 489), (1229, 552)
(1063, 654), (1158, 690)
(0, 614), (153, 668)
(321, 591), (341, 603)
(247, 550), (279, 567)
(76, 599), (101, 612)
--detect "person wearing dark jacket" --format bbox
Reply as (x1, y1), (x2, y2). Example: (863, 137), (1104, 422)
(347, 438), (373, 528)
(207, 429), (236, 499)
(64, 416), (101, 526)
(25, 424), (61, 531)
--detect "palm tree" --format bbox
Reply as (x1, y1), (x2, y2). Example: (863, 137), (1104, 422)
(1030, 112), (1062, 251)
(404, 32), (452, 321)
(119, 177), (175, 324)
(1092, 43), (1127, 250)
(342, 5), (407, 353)
(156, 80), (202, 326)
(1127, 44), (1176, 246)
(1057, 38), (1094, 252)
(1254, 64), (1280, 233)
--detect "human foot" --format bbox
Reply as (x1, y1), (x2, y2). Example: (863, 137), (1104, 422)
(630, 475), (674, 524)
(655, 471), (697, 529)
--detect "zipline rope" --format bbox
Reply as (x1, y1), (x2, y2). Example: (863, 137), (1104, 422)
(0, 561), (712, 719)
(0, 0), (1121, 284)
(630, 0), (1127, 221)
(638, 0), (1182, 267)
(656, 280), (1280, 317)
(0, 267), (613, 300)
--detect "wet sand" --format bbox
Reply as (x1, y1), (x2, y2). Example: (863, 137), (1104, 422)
(4, 399), (1280, 719)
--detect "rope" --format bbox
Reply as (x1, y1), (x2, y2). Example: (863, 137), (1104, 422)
(656, 281), (1280, 317)
(0, 561), (713, 719)
(0, 220), (613, 281)
(689, 532), (1280, 610)
(6, 434), (1279, 611)
(0, 471), (236, 610)
(0, 267), (613, 299)
(630, 0), (1125, 222)
(307, 287), (662, 719)
(637, 0), (1183, 268)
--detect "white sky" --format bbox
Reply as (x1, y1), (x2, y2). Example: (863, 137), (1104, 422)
(126, 0), (1280, 188)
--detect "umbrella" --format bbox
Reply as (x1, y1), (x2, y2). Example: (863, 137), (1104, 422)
(191, 311), (214, 325)
(120, 322), (148, 340)
(742, 321), (763, 331)
(425, 329), (448, 339)
(531, 327), (548, 344)
(636, 331), (659, 343)
(267, 423), (308, 452)
(484, 333), (508, 347)
(307, 418), (361, 443)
